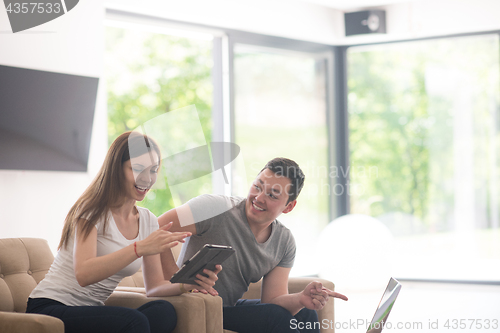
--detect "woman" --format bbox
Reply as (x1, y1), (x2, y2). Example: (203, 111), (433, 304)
(27, 131), (220, 333)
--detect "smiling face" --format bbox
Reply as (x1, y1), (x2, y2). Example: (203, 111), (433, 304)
(245, 168), (297, 227)
(123, 151), (160, 202)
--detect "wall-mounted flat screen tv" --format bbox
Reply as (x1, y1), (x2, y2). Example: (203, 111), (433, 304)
(0, 64), (99, 172)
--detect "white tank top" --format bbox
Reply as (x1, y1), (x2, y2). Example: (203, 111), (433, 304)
(30, 207), (158, 306)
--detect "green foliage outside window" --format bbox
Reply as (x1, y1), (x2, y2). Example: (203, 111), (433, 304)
(348, 35), (500, 235)
(348, 49), (431, 223)
(105, 26), (213, 216)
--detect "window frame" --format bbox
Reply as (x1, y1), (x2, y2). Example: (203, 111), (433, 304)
(105, 8), (500, 283)
(105, 7), (344, 222)
(343, 30), (500, 284)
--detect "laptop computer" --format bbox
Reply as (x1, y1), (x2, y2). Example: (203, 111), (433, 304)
(365, 277), (402, 333)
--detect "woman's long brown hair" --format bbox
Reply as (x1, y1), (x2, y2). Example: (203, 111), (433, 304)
(58, 131), (161, 250)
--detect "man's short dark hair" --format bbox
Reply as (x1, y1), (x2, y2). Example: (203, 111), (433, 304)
(260, 157), (305, 204)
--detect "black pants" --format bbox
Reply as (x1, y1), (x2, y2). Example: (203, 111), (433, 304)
(26, 297), (177, 333)
(223, 299), (320, 333)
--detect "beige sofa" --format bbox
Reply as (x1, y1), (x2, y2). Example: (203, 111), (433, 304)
(118, 271), (336, 333)
(0, 238), (221, 333)
(119, 244), (337, 333)
(0, 238), (337, 333)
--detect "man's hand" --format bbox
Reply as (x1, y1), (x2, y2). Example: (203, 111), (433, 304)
(185, 265), (222, 296)
(299, 281), (348, 310)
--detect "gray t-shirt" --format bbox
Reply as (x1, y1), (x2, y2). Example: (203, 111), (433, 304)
(177, 194), (296, 306)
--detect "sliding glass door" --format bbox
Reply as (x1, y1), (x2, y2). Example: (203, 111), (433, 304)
(232, 42), (333, 276)
(105, 21), (214, 215)
(348, 34), (500, 281)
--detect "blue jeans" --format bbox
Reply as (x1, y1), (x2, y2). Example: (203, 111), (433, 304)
(223, 299), (320, 333)
(26, 297), (177, 333)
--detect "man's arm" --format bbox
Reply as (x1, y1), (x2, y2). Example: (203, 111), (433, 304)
(158, 204), (197, 233)
(261, 266), (307, 315)
(261, 266), (348, 316)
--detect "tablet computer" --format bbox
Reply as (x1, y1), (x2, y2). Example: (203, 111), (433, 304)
(170, 244), (235, 285)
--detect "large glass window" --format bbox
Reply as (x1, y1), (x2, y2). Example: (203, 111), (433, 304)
(348, 34), (500, 281)
(105, 22), (213, 215)
(233, 45), (330, 276)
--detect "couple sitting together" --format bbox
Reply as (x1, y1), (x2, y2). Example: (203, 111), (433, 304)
(27, 131), (347, 333)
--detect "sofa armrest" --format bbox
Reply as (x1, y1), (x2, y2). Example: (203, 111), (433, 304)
(114, 286), (147, 294)
(0, 311), (64, 333)
(241, 277), (336, 333)
(111, 288), (223, 333)
(242, 277), (335, 298)
(188, 292), (224, 333)
(106, 290), (223, 333)
(287, 277), (334, 293)
(241, 280), (262, 300)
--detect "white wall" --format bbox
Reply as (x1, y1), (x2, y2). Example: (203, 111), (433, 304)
(104, 0), (500, 45)
(0, 0), (103, 76)
(336, 0), (500, 45)
(104, 0), (343, 45)
(0, 0), (106, 253)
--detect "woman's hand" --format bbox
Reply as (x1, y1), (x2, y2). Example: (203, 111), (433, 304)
(136, 222), (191, 257)
(185, 265), (222, 296)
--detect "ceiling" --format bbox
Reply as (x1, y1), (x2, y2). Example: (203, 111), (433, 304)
(298, 0), (416, 10)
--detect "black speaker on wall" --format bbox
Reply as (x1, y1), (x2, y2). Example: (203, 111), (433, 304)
(344, 10), (386, 36)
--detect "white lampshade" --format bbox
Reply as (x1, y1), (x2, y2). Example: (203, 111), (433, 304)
(317, 214), (394, 292)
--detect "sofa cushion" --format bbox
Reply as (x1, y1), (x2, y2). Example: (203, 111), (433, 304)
(0, 238), (54, 312)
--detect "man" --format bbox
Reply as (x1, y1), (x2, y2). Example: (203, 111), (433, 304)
(159, 157), (348, 333)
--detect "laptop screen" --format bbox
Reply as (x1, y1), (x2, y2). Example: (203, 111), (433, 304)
(366, 277), (402, 333)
